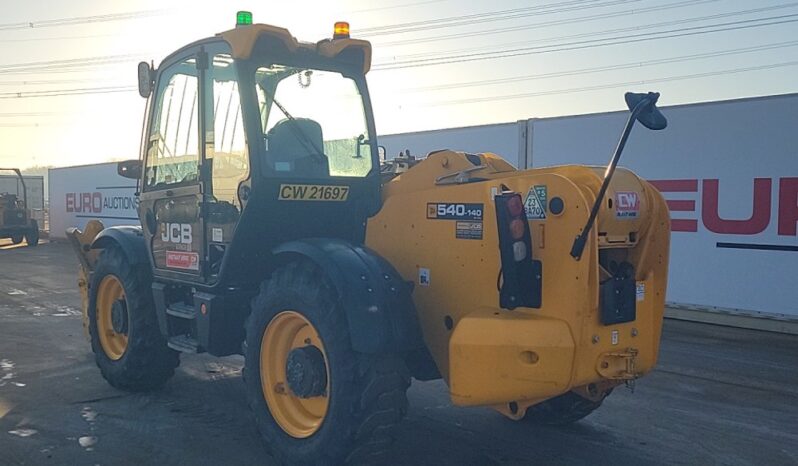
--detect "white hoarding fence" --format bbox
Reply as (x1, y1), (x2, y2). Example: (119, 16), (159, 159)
(48, 163), (140, 239)
(379, 121), (525, 167)
(46, 94), (797, 324)
(377, 94), (798, 320)
(530, 94), (798, 319)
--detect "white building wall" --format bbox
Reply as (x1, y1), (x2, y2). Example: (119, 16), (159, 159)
(48, 163), (140, 239)
(379, 122), (524, 167)
(45, 94), (798, 321)
(531, 94), (798, 318)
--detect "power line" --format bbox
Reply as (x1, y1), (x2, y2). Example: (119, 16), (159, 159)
(374, 0), (720, 47)
(391, 0), (786, 60)
(350, 0), (446, 14)
(427, 60), (798, 107)
(360, 0), (637, 36)
(403, 40), (798, 92)
(373, 14), (798, 70)
(0, 9), (165, 32)
(0, 78), (108, 86)
(0, 33), (116, 43)
(359, 0), (599, 32)
(0, 54), (142, 75)
(0, 86), (136, 99)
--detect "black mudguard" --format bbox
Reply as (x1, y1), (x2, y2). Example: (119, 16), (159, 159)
(272, 239), (425, 354)
(91, 226), (149, 266)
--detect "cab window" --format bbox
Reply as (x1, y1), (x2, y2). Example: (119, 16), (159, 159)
(144, 58), (199, 190)
(255, 65), (373, 178)
(208, 53), (248, 206)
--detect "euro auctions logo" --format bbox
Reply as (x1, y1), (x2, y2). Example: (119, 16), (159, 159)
(650, 177), (798, 237)
(65, 192), (138, 214)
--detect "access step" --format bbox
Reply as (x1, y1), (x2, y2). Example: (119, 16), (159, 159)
(166, 302), (195, 320)
(168, 335), (199, 353)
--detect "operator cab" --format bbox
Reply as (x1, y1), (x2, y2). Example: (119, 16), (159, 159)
(131, 17), (381, 288)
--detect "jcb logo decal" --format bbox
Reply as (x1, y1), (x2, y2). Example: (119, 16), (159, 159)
(161, 223), (192, 244)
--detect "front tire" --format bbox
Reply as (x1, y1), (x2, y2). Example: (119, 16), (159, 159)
(10, 235), (23, 245)
(88, 244), (178, 391)
(244, 261), (410, 465)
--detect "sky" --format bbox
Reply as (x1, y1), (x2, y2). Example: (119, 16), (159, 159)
(0, 0), (796, 169)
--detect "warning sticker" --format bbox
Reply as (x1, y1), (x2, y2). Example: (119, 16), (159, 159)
(524, 185), (548, 220)
(616, 191), (640, 219)
(636, 282), (645, 302)
(418, 268), (430, 287)
(166, 251), (199, 271)
(455, 221), (483, 240)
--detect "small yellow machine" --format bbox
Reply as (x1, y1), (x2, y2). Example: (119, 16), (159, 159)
(69, 13), (670, 465)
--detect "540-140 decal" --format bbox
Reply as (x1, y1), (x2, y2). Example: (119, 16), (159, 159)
(426, 203), (483, 220)
(427, 203), (485, 240)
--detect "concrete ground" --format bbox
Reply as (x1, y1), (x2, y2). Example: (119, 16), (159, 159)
(1, 241), (797, 466)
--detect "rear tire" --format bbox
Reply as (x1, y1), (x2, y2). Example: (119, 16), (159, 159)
(244, 260), (410, 465)
(24, 221), (38, 246)
(88, 244), (178, 391)
(521, 390), (611, 425)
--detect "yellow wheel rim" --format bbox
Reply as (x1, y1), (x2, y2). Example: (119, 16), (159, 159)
(96, 275), (129, 361)
(261, 310), (330, 438)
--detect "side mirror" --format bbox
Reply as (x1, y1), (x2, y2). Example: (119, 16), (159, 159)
(378, 145), (387, 162)
(137, 61), (155, 98)
(625, 92), (667, 131)
(117, 159), (142, 180)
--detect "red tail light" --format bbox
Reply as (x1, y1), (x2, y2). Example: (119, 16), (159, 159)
(495, 192), (542, 309)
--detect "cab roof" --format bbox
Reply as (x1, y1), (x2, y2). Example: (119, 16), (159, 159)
(217, 23), (373, 73)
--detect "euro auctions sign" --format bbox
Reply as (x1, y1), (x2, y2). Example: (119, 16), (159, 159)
(49, 162), (141, 239)
(650, 178), (798, 242)
(65, 191), (138, 216)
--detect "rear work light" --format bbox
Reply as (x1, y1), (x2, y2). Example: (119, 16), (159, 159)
(333, 21), (350, 39)
(495, 192), (542, 310)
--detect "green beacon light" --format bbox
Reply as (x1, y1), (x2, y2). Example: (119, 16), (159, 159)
(236, 11), (253, 27)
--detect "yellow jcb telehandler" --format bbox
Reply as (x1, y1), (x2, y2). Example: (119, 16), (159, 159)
(68, 13), (670, 465)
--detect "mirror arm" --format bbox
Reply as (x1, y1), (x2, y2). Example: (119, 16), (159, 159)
(569, 94), (657, 260)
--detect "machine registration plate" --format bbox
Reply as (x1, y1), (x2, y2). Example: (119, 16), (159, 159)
(278, 184), (350, 201)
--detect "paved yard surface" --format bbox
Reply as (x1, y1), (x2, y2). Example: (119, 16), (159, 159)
(1, 241), (797, 465)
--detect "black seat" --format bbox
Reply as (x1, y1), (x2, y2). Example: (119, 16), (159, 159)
(266, 118), (329, 177)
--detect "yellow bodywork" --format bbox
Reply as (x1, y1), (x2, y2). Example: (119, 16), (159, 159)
(366, 150), (670, 417)
(67, 220), (104, 339)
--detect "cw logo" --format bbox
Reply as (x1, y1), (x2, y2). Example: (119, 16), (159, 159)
(616, 192), (639, 210)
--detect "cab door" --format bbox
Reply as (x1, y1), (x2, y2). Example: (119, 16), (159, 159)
(139, 52), (205, 280)
(201, 46), (250, 282)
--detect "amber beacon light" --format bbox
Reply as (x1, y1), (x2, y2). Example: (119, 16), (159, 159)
(333, 21), (350, 39)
